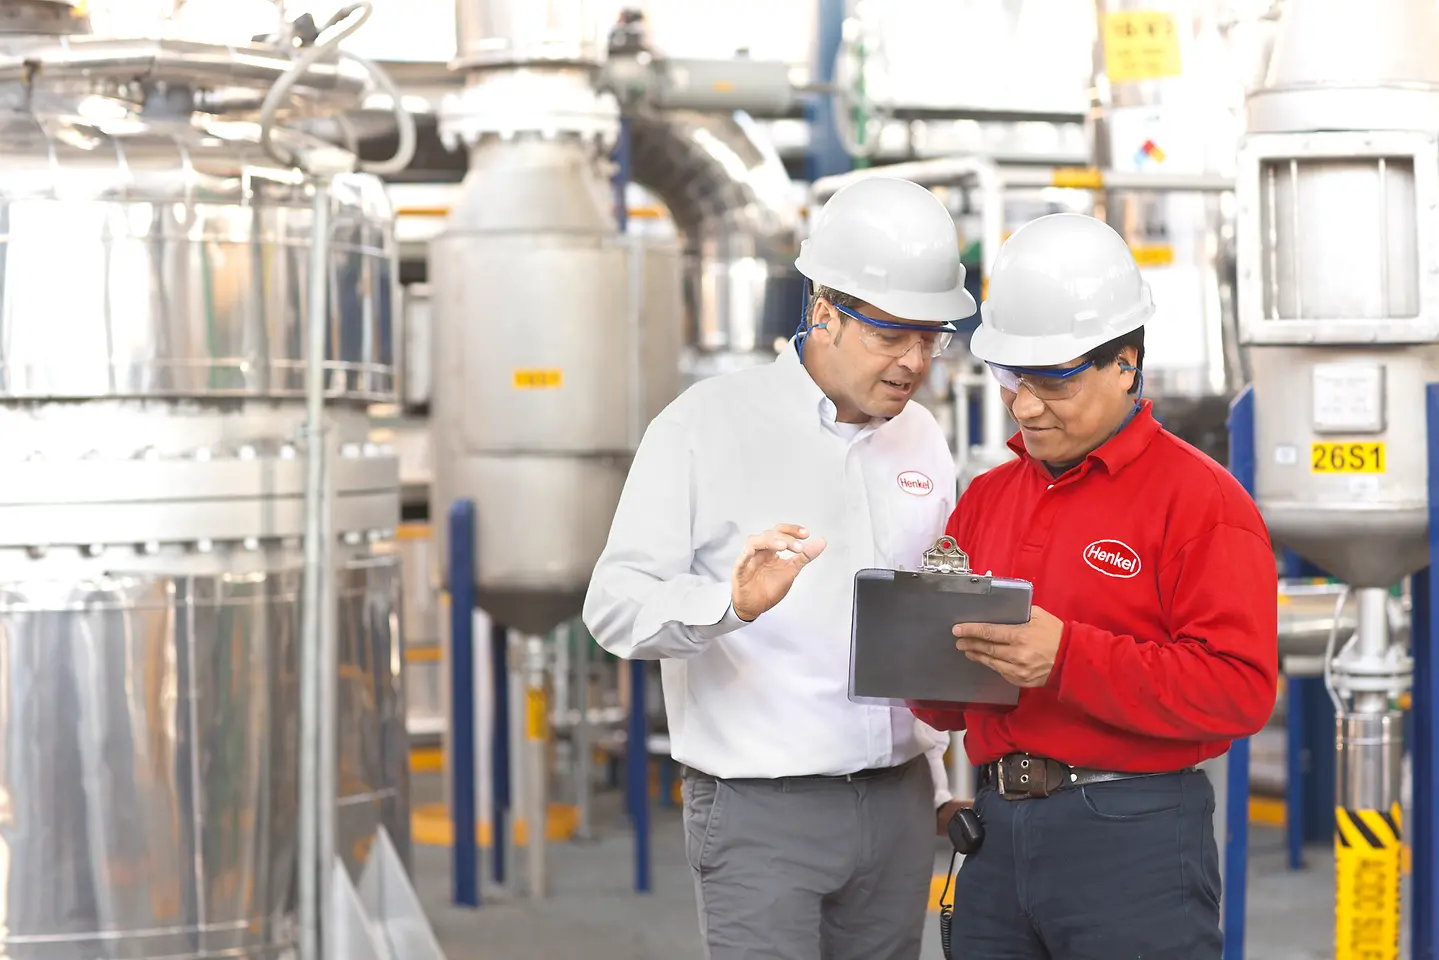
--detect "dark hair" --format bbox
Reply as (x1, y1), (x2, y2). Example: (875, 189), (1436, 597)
(1083, 326), (1145, 395)
(806, 284), (863, 327)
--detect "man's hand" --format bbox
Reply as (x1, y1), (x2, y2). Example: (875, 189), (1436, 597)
(953, 606), (1066, 688)
(936, 799), (967, 837)
(731, 524), (827, 622)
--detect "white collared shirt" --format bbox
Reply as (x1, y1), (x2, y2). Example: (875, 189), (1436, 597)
(583, 342), (956, 806)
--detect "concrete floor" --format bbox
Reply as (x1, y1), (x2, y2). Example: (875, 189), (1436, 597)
(409, 786), (1356, 960)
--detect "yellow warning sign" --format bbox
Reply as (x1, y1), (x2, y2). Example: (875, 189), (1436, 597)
(1334, 804), (1402, 960)
(1103, 11), (1183, 84)
(525, 689), (548, 741)
(512, 368), (563, 390)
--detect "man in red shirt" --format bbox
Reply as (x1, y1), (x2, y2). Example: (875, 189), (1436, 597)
(915, 213), (1279, 959)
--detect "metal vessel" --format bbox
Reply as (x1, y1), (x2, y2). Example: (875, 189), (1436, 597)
(1090, 0), (1247, 456)
(431, 0), (684, 638)
(1237, 1), (1439, 953)
(0, 6), (413, 956)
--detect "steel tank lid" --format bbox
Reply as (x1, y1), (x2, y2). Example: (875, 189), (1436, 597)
(1246, 0), (1439, 134)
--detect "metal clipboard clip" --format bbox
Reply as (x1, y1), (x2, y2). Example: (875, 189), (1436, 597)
(915, 536), (995, 594)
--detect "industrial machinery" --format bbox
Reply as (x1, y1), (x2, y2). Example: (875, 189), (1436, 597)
(1236, 0), (1436, 954)
(0, 1), (436, 957)
(1090, 0), (1249, 461)
(429, 0), (685, 640)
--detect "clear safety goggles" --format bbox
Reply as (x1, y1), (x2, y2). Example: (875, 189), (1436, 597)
(987, 360), (1097, 401)
(813, 301), (956, 359)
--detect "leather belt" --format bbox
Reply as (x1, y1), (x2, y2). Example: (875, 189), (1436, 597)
(978, 752), (1195, 801)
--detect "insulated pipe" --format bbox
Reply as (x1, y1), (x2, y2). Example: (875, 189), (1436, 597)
(298, 176), (332, 960)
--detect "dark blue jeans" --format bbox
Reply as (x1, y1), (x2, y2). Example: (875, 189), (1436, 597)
(951, 768), (1222, 959)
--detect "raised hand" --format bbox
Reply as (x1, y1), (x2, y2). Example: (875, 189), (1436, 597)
(731, 524), (827, 622)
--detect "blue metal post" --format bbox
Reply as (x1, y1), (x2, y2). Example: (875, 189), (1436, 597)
(490, 617), (510, 887)
(1284, 678), (1306, 871)
(629, 659), (651, 893)
(447, 499), (479, 907)
(805, 0), (853, 183)
(1412, 383), (1439, 958)
(610, 110), (650, 894)
(1223, 385), (1255, 960)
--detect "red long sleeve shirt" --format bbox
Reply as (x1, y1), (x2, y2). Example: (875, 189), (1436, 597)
(913, 402), (1279, 772)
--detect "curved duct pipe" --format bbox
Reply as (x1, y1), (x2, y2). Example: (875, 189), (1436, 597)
(627, 108), (804, 383)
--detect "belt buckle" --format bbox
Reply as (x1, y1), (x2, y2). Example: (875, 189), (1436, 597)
(997, 753), (1051, 801)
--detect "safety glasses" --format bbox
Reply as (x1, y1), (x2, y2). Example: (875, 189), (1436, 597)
(987, 360), (1095, 400)
(824, 301), (956, 359)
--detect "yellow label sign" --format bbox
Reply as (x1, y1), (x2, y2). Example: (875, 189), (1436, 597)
(1103, 11), (1182, 84)
(1129, 244), (1175, 267)
(513, 369), (563, 390)
(1311, 442), (1386, 474)
(1334, 805), (1402, 960)
(525, 689), (548, 741)
(1051, 167), (1105, 190)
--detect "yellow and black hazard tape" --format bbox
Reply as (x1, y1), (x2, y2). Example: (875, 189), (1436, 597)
(1334, 803), (1402, 960)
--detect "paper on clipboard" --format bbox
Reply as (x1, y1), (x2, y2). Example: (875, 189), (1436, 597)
(848, 536), (1032, 711)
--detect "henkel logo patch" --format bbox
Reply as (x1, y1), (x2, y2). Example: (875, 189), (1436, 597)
(897, 471), (934, 496)
(1083, 539), (1142, 579)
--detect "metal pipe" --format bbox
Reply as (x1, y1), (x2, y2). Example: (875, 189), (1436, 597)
(297, 175), (332, 960)
(447, 499), (479, 907)
(574, 622), (593, 841)
(523, 635), (549, 899)
(6, 35), (370, 98)
(810, 155), (1233, 202)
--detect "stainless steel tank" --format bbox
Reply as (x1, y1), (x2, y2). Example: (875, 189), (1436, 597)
(1239, 0), (1439, 590)
(0, 20), (408, 958)
(431, 0), (683, 637)
(1091, 0), (1247, 455)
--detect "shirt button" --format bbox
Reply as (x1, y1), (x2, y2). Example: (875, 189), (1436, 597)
(1047, 484), (1054, 490)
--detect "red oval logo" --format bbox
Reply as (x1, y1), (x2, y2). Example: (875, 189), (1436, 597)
(1082, 539), (1142, 579)
(897, 470), (934, 497)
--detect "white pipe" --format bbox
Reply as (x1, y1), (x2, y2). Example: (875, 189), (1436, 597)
(298, 177), (332, 960)
(811, 155), (1000, 202)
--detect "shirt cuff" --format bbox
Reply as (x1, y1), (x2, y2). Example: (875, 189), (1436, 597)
(689, 583), (749, 641)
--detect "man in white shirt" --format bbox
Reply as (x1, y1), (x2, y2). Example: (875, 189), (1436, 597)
(584, 176), (976, 960)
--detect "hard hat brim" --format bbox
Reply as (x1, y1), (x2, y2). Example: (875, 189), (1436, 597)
(968, 307), (1153, 367)
(796, 258), (978, 323)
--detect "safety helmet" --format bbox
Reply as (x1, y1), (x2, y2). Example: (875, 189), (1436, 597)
(794, 177), (977, 323)
(968, 213), (1154, 368)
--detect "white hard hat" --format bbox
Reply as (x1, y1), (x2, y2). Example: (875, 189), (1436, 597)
(795, 177), (977, 323)
(969, 213), (1154, 368)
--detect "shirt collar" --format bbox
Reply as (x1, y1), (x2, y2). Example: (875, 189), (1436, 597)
(775, 338), (884, 429)
(1006, 400), (1161, 477)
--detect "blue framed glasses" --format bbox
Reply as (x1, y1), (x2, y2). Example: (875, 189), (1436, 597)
(812, 301), (956, 359)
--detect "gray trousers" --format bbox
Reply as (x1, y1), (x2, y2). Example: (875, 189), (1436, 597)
(681, 755), (936, 960)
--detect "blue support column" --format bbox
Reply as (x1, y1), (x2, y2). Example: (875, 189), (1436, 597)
(629, 658), (651, 893)
(1284, 676), (1306, 871)
(490, 617), (511, 887)
(1412, 384), (1439, 959)
(805, 0), (852, 183)
(610, 111), (651, 894)
(1223, 385), (1255, 960)
(447, 500), (479, 907)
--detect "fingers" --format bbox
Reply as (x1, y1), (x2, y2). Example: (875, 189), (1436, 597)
(952, 622), (994, 642)
(790, 537), (827, 565)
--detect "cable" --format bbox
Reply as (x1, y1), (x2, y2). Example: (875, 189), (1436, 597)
(1322, 584), (1352, 716)
(257, 1), (372, 169)
(339, 48), (417, 176)
(937, 851), (958, 960)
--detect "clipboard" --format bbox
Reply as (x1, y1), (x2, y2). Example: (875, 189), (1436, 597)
(848, 536), (1032, 711)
